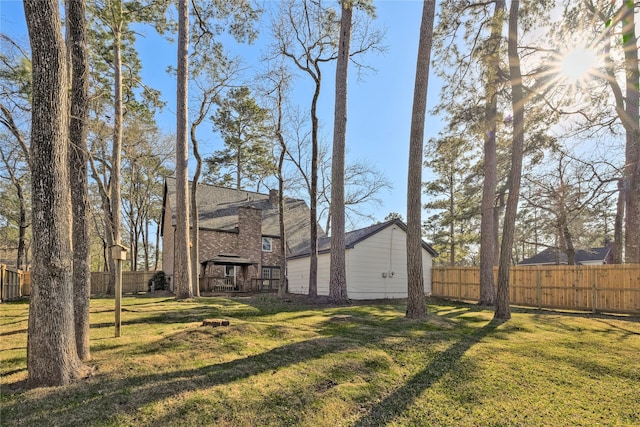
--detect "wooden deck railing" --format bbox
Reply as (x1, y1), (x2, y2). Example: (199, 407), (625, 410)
(199, 277), (237, 292)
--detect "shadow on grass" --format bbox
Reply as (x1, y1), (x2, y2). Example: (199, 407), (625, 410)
(353, 317), (505, 427)
(89, 303), (231, 330)
(594, 319), (640, 337)
(0, 328), (28, 337)
(2, 335), (359, 426)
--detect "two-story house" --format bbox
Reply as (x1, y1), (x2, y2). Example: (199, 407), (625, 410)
(161, 178), (320, 292)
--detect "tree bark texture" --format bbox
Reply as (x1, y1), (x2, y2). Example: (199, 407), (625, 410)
(622, 4), (639, 263)
(278, 148), (288, 298)
(103, 0), (125, 296)
(406, 0), (435, 319)
(175, 0), (192, 299)
(495, 0), (523, 321)
(110, 1), (123, 250)
(17, 185), (27, 270)
(275, 76), (289, 298)
(190, 126), (201, 298)
(329, 0), (352, 303)
(24, 0), (88, 386)
(614, 178), (625, 263)
(479, 0), (505, 306)
(67, 0), (92, 361)
(308, 69), (321, 298)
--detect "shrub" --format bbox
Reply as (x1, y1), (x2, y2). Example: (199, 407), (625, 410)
(148, 271), (169, 292)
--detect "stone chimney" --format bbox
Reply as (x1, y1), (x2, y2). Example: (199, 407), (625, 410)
(269, 189), (279, 206)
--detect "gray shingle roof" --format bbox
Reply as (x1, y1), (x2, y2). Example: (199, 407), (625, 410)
(290, 218), (438, 258)
(164, 178), (321, 255)
(518, 246), (610, 265)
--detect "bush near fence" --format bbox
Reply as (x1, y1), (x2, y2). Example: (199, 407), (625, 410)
(431, 264), (640, 314)
(0, 269), (156, 301)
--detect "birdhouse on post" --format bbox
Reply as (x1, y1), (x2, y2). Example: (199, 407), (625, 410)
(110, 244), (129, 261)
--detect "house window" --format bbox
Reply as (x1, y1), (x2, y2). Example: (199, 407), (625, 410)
(261, 267), (280, 290)
(262, 237), (273, 252)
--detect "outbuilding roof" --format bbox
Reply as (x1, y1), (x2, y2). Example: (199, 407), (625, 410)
(289, 218), (438, 259)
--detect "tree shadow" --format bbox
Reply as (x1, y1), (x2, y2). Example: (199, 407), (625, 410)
(3, 334), (359, 426)
(0, 328), (28, 337)
(594, 319), (640, 337)
(352, 317), (505, 427)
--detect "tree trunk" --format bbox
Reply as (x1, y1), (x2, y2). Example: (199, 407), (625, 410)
(563, 224), (576, 265)
(308, 71), (321, 298)
(495, 0), (523, 321)
(190, 120), (202, 297)
(0, 106), (31, 271)
(329, 0), (352, 303)
(614, 178), (625, 263)
(145, 219), (151, 270)
(622, 4), (639, 263)
(175, 0), (192, 299)
(110, 3), (123, 254)
(406, 0), (435, 319)
(190, 190), (199, 296)
(3, 170), (28, 271)
(89, 155), (114, 278)
(449, 175), (455, 264)
(17, 187), (27, 270)
(25, 0), (89, 386)
(278, 148), (288, 298)
(154, 218), (161, 271)
(67, 0), (92, 361)
(479, 0), (505, 306)
(274, 74), (289, 299)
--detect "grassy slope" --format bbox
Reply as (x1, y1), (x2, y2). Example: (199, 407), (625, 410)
(1, 295), (638, 426)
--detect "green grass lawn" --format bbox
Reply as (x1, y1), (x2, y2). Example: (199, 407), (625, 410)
(1, 295), (639, 426)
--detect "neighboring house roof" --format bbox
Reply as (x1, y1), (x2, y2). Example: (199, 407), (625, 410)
(163, 178), (322, 255)
(518, 246), (611, 265)
(289, 218), (438, 259)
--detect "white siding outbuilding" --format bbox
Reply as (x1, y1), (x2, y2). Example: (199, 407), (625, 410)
(287, 219), (438, 300)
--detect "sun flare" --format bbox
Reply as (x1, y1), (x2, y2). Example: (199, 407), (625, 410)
(558, 46), (599, 84)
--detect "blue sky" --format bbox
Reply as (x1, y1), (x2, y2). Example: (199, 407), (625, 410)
(1, 0), (443, 226)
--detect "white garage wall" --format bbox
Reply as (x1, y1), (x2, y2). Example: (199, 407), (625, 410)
(286, 252), (331, 296)
(286, 224), (433, 300)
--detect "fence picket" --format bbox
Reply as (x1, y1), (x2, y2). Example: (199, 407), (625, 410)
(431, 264), (640, 314)
(1, 269), (157, 301)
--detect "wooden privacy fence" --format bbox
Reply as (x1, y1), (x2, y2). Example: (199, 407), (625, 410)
(431, 264), (640, 314)
(0, 269), (155, 301)
(1, 264), (30, 302)
(91, 271), (156, 295)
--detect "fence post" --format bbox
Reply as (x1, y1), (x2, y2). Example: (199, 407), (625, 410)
(18, 268), (23, 298)
(591, 268), (597, 314)
(458, 268), (462, 301)
(536, 269), (542, 309)
(1, 264), (5, 302)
